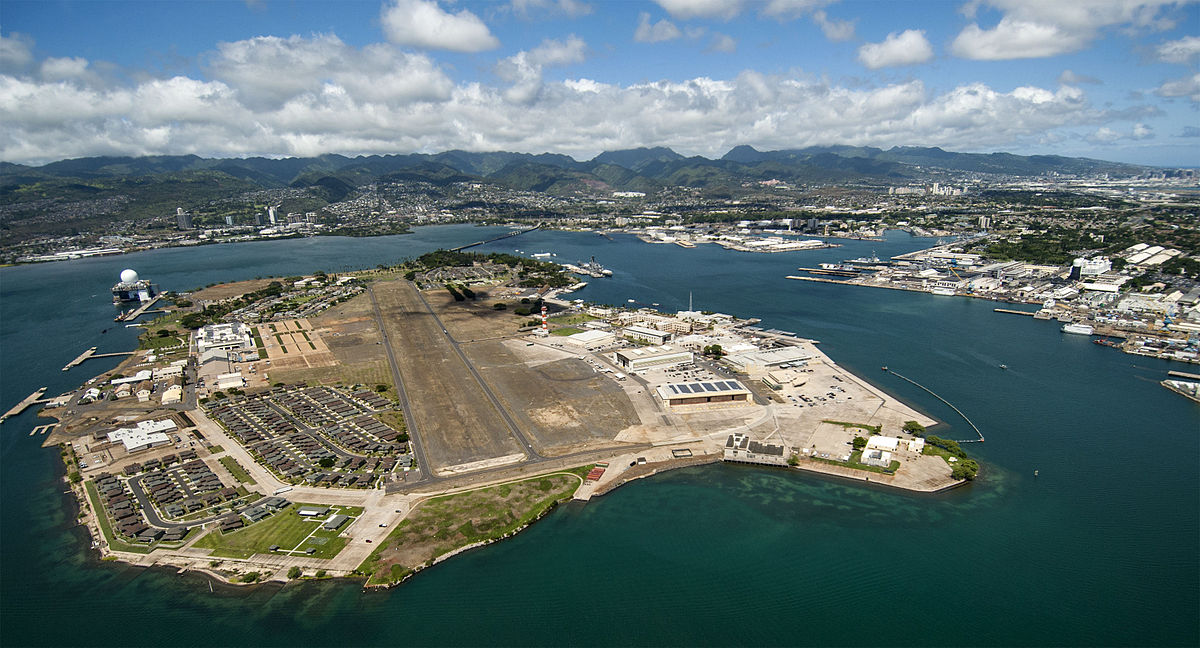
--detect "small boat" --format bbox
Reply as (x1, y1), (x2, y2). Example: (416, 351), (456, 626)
(881, 366), (888, 372)
(627, 299), (636, 303)
(999, 364), (1008, 370)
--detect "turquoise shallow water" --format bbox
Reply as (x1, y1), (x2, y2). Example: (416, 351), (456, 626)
(1, 226), (1196, 646)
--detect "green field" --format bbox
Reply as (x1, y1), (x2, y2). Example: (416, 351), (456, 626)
(548, 313), (597, 326)
(193, 503), (358, 559)
(218, 456), (256, 484)
(359, 466), (591, 586)
(550, 326), (583, 336)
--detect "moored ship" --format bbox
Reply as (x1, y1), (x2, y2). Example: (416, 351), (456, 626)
(111, 268), (158, 303)
(1062, 323), (1095, 335)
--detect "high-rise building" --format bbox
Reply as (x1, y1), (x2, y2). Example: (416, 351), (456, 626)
(175, 207), (192, 230)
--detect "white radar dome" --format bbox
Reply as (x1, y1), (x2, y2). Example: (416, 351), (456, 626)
(120, 269), (139, 283)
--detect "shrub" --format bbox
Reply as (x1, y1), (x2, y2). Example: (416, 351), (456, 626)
(287, 566), (302, 579)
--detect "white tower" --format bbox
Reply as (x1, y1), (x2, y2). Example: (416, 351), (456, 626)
(540, 305), (549, 336)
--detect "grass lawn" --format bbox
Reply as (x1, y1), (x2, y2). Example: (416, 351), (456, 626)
(193, 502), (356, 559)
(807, 450), (900, 475)
(375, 410), (407, 433)
(219, 456), (256, 484)
(139, 334), (183, 351)
(84, 481), (151, 554)
(548, 313), (597, 326)
(822, 419), (883, 435)
(359, 468), (587, 586)
(550, 326), (584, 336)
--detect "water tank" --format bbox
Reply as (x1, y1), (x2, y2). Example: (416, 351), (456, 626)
(120, 268), (139, 284)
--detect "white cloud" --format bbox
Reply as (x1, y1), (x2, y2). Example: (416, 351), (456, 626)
(527, 35), (587, 67)
(509, 0), (592, 18)
(761, 0), (829, 19)
(40, 57), (90, 81)
(951, 19), (1087, 60)
(1154, 73), (1200, 103)
(0, 33), (34, 72)
(634, 12), (683, 43)
(812, 10), (855, 42)
(1088, 122), (1154, 143)
(857, 30), (934, 69)
(951, 0), (1183, 60)
(496, 36), (587, 104)
(1058, 69), (1102, 85)
(1157, 35), (1200, 64)
(1, 47), (1129, 166)
(653, 0), (742, 20)
(380, 0), (499, 52)
(207, 34), (454, 109)
(707, 33), (737, 53)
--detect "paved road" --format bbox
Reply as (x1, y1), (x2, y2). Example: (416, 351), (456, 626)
(411, 287), (547, 462)
(127, 473), (243, 529)
(368, 285), (437, 486)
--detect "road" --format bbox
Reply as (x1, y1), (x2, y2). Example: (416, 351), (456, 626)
(368, 285), (437, 486)
(411, 287), (547, 462)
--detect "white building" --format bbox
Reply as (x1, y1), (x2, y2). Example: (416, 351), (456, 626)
(195, 322), (254, 354)
(623, 325), (671, 345)
(565, 329), (616, 350)
(724, 346), (813, 373)
(614, 346), (693, 371)
(108, 419), (177, 453)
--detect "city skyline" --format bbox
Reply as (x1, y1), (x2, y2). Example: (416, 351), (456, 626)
(2, 0), (1198, 167)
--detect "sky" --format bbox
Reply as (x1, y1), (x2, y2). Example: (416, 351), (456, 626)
(1, 0), (1197, 167)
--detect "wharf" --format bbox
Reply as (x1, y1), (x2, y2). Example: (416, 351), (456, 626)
(1, 387), (47, 423)
(63, 347), (97, 371)
(114, 295), (161, 322)
(994, 308), (1035, 316)
(62, 347), (135, 371)
(1167, 370), (1200, 380)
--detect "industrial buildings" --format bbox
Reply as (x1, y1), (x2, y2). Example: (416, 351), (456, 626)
(613, 346), (693, 371)
(622, 325), (672, 345)
(656, 379), (752, 408)
(107, 419), (177, 453)
(195, 322), (254, 354)
(724, 346), (812, 373)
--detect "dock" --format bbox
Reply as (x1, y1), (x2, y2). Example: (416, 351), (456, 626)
(1167, 370), (1200, 380)
(114, 294), (161, 322)
(994, 308), (1036, 316)
(1, 387), (47, 424)
(63, 347), (98, 371)
(62, 347), (135, 371)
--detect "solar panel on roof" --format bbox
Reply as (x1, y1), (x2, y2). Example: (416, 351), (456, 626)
(702, 383), (718, 392)
(677, 384), (693, 393)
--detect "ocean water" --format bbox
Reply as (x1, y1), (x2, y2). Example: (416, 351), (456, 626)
(1, 226), (1196, 646)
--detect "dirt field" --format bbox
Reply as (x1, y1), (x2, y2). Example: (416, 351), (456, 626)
(265, 293), (390, 389)
(258, 319), (338, 369)
(372, 280), (524, 473)
(465, 340), (641, 456)
(189, 278), (276, 302)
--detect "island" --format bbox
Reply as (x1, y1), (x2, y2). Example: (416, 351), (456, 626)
(37, 253), (977, 588)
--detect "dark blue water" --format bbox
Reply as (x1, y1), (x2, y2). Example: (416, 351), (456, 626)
(2, 226), (1196, 646)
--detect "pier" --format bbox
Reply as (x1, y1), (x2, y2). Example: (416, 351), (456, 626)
(451, 224), (540, 252)
(884, 369), (985, 443)
(62, 347), (135, 371)
(994, 308), (1035, 316)
(114, 294), (161, 322)
(1, 387), (47, 424)
(1167, 370), (1200, 380)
